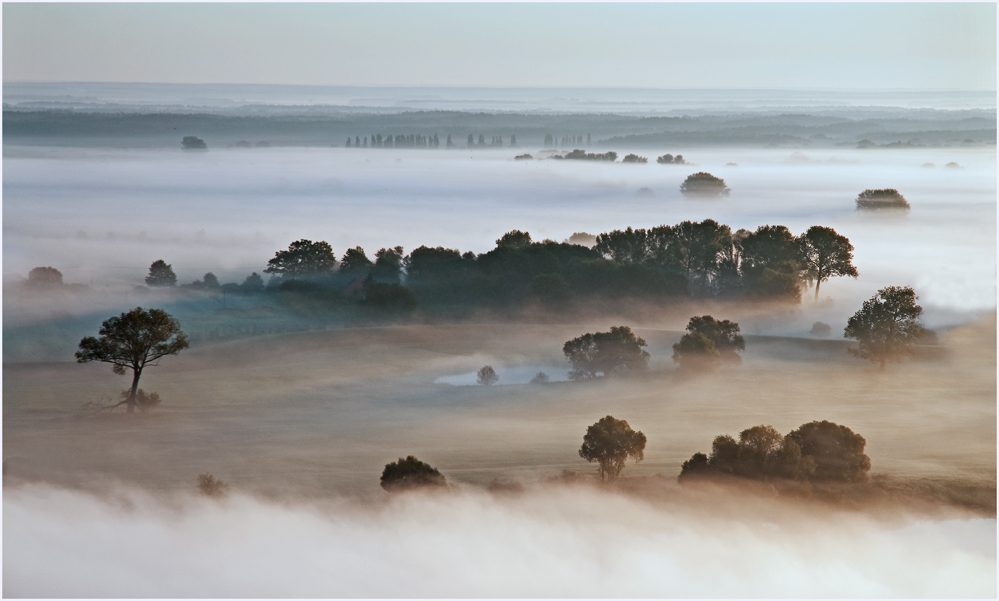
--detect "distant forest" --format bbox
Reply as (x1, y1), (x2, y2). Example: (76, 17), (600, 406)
(4, 106), (994, 149)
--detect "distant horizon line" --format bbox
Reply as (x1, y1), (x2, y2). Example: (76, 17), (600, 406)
(4, 81), (996, 94)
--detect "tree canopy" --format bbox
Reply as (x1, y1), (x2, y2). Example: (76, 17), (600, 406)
(563, 326), (650, 380)
(75, 307), (189, 413)
(680, 172), (730, 196)
(339, 246), (373, 275)
(145, 260), (177, 287)
(797, 226), (858, 301)
(264, 239), (337, 278)
(844, 285), (926, 370)
(476, 365), (498, 386)
(787, 421), (871, 482)
(380, 456), (447, 492)
(855, 188), (910, 211)
(27, 266), (63, 286)
(579, 416), (647, 480)
(673, 315), (744, 370)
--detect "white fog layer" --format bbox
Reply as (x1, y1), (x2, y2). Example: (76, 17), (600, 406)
(4, 484), (995, 598)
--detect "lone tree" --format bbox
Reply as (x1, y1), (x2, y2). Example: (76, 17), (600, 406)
(563, 326), (650, 380)
(27, 266), (63, 286)
(844, 286), (926, 370)
(680, 172), (730, 196)
(264, 239), (337, 278)
(380, 456), (447, 492)
(476, 365), (499, 386)
(673, 316), (744, 370)
(797, 226), (859, 301)
(145, 260), (177, 287)
(855, 188), (910, 211)
(579, 416), (647, 480)
(75, 307), (189, 413)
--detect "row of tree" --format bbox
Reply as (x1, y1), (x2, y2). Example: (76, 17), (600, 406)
(543, 134), (592, 147)
(343, 134), (527, 149)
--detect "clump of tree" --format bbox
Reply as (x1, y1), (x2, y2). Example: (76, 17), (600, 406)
(679, 421), (870, 483)
(855, 189), (910, 211)
(810, 321), (832, 337)
(563, 326), (649, 380)
(197, 473), (229, 498)
(622, 154), (648, 163)
(264, 239), (337, 278)
(579, 416), (647, 480)
(672, 315), (744, 371)
(75, 308), (189, 413)
(26, 266), (64, 287)
(145, 260), (177, 287)
(514, 153), (533, 160)
(477, 365), (499, 386)
(380, 456), (447, 492)
(529, 372), (550, 384)
(739, 225), (803, 301)
(656, 154), (685, 164)
(558, 149), (618, 161)
(181, 136), (207, 150)
(844, 286), (926, 370)
(680, 172), (730, 196)
(358, 280), (417, 313)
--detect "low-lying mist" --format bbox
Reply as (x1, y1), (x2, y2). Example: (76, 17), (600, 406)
(4, 482), (995, 598)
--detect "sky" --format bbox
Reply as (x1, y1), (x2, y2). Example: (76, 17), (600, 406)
(3, 3), (996, 90)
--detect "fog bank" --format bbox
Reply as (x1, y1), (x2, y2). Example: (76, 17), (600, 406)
(4, 483), (994, 598)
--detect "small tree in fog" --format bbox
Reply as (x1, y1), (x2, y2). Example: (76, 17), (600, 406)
(201, 273), (220, 288)
(145, 260), (177, 287)
(530, 372), (550, 384)
(844, 286), (926, 371)
(181, 136), (207, 150)
(197, 473), (229, 498)
(674, 316), (744, 366)
(27, 266), (63, 287)
(671, 331), (720, 372)
(810, 322), (832, 338)
(797, 226), (859, 301)
(679, 172), (730, 196)
(855, 188), (910, 211)
(264, 239), (337, 278)
(380, 456), (447, 492)
(563, 326), (650, 380)
(579, 416), (647, 480)
(242, 272), (265, 292)
(75, 307), (189, 413)
(477, 365), (499, 386)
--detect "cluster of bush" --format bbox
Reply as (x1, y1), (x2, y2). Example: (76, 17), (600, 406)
(656, 153), (686, 164)
(552, 149), (618, 161)
(855, 188), (911, 211)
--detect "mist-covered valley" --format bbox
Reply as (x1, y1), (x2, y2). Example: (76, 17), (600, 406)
(4, 84), (996, 597)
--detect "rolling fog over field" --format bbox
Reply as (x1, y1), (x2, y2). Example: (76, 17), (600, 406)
(3, 85), (996, 601)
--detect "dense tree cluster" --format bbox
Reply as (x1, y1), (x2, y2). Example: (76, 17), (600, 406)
(563, 326), (650, 380)
(656, 153), (685, 164)
(622, 154), (648, 163)
(672, 315), (745, 370)
(855, 188), (910, 211)
(554, 149), (618, 161)
(679, 421), (871, 483)
(543, 134), (591, 147)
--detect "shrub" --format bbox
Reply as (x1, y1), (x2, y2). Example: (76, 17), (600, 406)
(622, 154), (648, 163)
(855, 189), (910, 211)
(197, 473), (229, 498)
(380, 456), (447, 492)
(680, 172), (730, 196)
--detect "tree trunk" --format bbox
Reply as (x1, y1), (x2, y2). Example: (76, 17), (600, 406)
(814, 280), (821, 302)
(127, 369), (142, 413)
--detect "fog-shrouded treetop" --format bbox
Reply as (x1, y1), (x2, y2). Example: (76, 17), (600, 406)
(27, 266), (63, 286)
(264, 239), (337, 278)
(680, 172), (730, 196)
(855, 189), (910, 211)
(563, 326), (650, 380)
(844, 285), (926, 371)
(578, 415), (647, 480)
(380, 456), (447, 492)
(798, 226), (859, 301)
(145, 260), (177, 287)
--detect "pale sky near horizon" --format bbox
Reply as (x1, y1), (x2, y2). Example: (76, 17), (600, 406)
(3, 3), (996, 90)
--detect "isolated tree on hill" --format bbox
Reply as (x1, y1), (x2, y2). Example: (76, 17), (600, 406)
(27, 266), (63, 286)
(579, 416), (647, 480)
(477, 365), (499, 386)
(844, 286), (926, 371)
(380, 456), (447, 492)
(563, 326), (650, 380)
(797, 226), (859, 301)
(145, 260), (177, 287)
(264, 239), (337, 278)
(75, 307), (189, 413)
(339, 246), (373, 275)
(787, 421), (870, 482)
(679, 172), (730, 196)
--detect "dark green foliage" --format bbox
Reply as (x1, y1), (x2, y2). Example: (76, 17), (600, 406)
(680, 172), (730, 196)
(579, 416), (647, 480)
(787, 421), (871, 482)
(562, 149), (617, 161)
(622, 154), (647, 163)
(380, 456), (447, 492)
(181, 136), (207, 150)
(495, 230), (532, 249)
(339, 246), (373, 275)
(241, 272), (264, 292)
(671, 331), (720, 371)
(370, 246), (405, 283)
(264, 239), (337, 278)
(844, 286), (926, 370)
(856, 188), (910, 211)
(359, 282), (417, 313)
(679, 424), (819, 483)
(798, 226), (858, 301)
(476, 365), (499, 386)
(145, 260), (177, 287)
(740, 225), (802, 301)
(526, 273), (573, 308)
(76, 307), (189, 413)
(681, 315), (745, 364)
(563, 326), (650, 380)
(27, 266), (63, 286)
